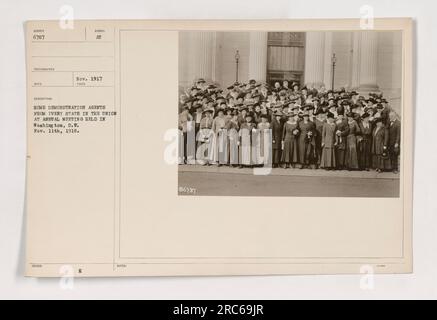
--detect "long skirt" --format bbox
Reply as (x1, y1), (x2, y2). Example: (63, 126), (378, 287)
(209, 129), (228, 164)
(281, 137), (299, 163)
(389, 145), (400, 172)
(252, 129), (272, 166)
(335, 148), (346, 168)
(272, 148), (281, 165)
(345, 135), (359, 169)
(228, 129), (239, 165)
(315, 144), (322, 165)
(299, 139), (317, 165)
(320, 146), (336, 168)
(358, 138), (372, 169)
(178, 130), (186, 164)
(239, 130), (252, 165)
(196, 129), (213, 165)
(185, 122), (196, 164)
(372, 154), (391, 171)
(390, 152), (399, 172)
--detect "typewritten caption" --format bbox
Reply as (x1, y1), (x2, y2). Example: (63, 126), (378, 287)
(32, 103), (116, 135)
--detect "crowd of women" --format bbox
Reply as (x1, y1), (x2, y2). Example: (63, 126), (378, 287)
(178, 78), (401, 173)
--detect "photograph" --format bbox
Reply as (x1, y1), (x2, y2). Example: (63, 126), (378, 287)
(2, 0), (426, 300)
(178, 30), (402, 197)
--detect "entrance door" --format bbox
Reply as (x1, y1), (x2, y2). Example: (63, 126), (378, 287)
(267, 32), (305, 87)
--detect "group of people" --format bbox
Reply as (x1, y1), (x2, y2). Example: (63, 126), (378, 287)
(178, 78), (401, 173)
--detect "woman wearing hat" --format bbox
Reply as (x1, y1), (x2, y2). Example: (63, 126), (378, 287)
(209, 109), (228, 166)
(259, 102), (271, 122)
(191, 104), (204, 162)
(314, 110), (326, 168)
(281, 113), (300, 168)
(358, 112), (373, 170)
(292, 104), (301, 117)
(334, 110), (349, 170)
(224, 107), (233, 121)
(193, 104), (204, 136)
(371, 117), (391, 173)
(237, 107), (248, 127)
(320, 112), (337, 170)
(253, 103), (262, 124)
(178, 106), (193, 164)
(225, 110), (240, 167)
(271, 111), (284, 168)
(307, 104), (316, 122)
(300, 87), (308, 106)
(196, 109), (214, 165)
(305, 93), (314, 106)
(239, 112), (257, 168)
(254, 114), (271, 167)
(345, 112), (360, 170)
(298, 110), (316, 168)
(388, 111), (401, 174)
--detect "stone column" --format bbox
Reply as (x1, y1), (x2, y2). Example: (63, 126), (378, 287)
(322, 32), (333, 90)
(350, 32), (362, 89)
(358, 32), (379, 92)
(192, 32), (217, 82)
(248, 32), (268, 82)
(304, 32), (326, 88)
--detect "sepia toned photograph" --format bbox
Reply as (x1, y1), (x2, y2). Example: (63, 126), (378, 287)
(178, 31), (402, 197)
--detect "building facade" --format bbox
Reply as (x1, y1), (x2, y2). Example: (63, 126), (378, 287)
(179, 31), (402, 112)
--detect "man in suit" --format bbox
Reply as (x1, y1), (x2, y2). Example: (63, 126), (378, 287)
(388, 111), (401, 173)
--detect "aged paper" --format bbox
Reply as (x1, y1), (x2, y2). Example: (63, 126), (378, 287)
(25, 19), (413, 277)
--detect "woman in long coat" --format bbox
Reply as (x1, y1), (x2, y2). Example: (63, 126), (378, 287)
(225, 110), (240, 167)
(358, 112), (373, 170)
(298, 111), (316, 168)
(209, 109), (228, 166)
(178, 107), (193, 164)
(313, 111), (326, 168)
(335, 111), (349, 170)
(196, 109), (214, 165)
(281, 113), (300, 168)
(271, 111), (283, 168)
(371, 117), (391, 172)
(255, 114), (271, 167)
(320, 112), (337, 170)
(345, 113), (360, 170)
(239, 112), (257, 168)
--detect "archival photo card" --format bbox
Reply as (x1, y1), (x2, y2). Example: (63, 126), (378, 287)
(25, 19), (413, 277)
